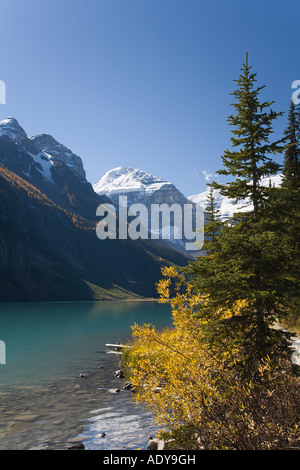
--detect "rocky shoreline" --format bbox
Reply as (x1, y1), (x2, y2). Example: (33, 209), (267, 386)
(2, 325), (298, 451)
(0, 358), (160, 450)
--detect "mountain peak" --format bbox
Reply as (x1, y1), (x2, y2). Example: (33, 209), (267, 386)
(0, 117), (27, 142)
(30, 133), (86, 180)
(93, 166), (170, 197)
(0, 117), (86, 181)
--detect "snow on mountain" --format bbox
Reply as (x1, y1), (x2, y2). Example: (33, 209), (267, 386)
(0, 117), (112, 220)
(29, 134), (86, 180)
(0, 117), (27, 142)
(0, 118), (55, 184)
(93, 166), (173, 203)
(0, 117), (86, 184)
(188, 174), (283, 219)
(27, 151), (54, 183)
(93, 167), (201, 253)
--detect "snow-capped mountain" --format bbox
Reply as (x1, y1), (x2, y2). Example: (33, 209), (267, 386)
(0, 117), (55, 184)
(0, 117), (107, 219)
(188, 174), (283, 219)
(0, 117), (27, 142)
(30, 133), (86, 180)
(93, 167), (201, 253)
(93, 167), (181, 205)
(0, 117), (86, 183)
(0, 120), (190, 302)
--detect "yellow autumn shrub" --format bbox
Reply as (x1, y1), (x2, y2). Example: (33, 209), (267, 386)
(124, 267), (300, 450)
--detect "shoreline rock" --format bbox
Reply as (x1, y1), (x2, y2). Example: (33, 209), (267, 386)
(67, 442), (85, 450)
(147, 438), (175, 450)
(115, 370), (124, 379)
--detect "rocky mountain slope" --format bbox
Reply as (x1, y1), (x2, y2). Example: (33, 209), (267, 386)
(0, 118), (112, 220)
(0, 119), (190, 302)
(93, 167), (202, 253)
(93, 167), (179, 204)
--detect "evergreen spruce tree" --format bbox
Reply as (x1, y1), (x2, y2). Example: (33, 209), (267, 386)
(280, 100), (300, 320)
(282, 100), (300, 189)
(185, 55), (294, 377)
(203, 186), (223, 253)
(125, 58), (300, 449)
(213, 52), (283, 213)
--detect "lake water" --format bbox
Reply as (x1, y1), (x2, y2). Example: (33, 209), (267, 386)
(0, 300), (173, 450)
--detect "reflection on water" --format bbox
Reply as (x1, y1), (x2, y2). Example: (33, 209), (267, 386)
(0, 301), (171, 450)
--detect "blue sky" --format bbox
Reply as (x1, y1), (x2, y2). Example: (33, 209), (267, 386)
(0, 0), (299, 196)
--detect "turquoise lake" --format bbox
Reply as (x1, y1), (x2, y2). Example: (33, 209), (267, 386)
(0, 300), (173, 450)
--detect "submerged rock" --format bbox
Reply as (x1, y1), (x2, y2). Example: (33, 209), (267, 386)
(67, 442), (85, 450)
(15, 413), (40, 422)
(115, 370), (124, 379)
(123, 381), (135, 391)
(147, 439), (158, 450)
